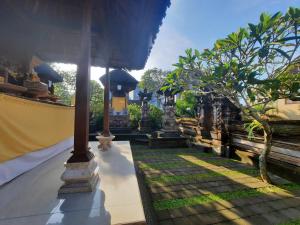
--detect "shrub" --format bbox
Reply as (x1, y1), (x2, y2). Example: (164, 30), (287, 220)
(149, 105), (163, 129)
(128, 103), (163, 130)
(176, 91), (197, 117)
(128, 104), (141, 128)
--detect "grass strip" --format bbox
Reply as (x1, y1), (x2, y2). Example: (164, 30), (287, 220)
(153, 183), (300, 211)
(147, 168), (259, 185)
(279, 219), (300, 225)
(134, 152), (214, 160)
(139, 161), (195, 170)
(139, 158), (235, 170)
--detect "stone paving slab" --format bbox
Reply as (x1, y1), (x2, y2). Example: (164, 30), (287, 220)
(131, 145), (300, 225)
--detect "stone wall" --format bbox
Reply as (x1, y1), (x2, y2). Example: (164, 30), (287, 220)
(177, 95), (300, 181)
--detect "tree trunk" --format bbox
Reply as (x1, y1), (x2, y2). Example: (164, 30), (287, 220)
(259, 126), (273, 184)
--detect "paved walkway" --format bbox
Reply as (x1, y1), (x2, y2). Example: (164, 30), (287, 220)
(132, 146), (300, 225)
(0, 142), (145, 225)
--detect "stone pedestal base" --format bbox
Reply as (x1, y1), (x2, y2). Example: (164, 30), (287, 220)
(59, 157), (99, 194)
(149, 129), (188, 148)
(159, 129), (181, 137)
(96, 135), (115, 151)
(139, 119), (152, 133)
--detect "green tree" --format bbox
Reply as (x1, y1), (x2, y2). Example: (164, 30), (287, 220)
(166, 8), (300, 183)
(89, 80), (104, 129)
(139, 68), (170, 104)
(128, 103), (163, 129)
(149, 104), (163, 129)
(51, 66), (76, 105)
(176, 90), (197, 117)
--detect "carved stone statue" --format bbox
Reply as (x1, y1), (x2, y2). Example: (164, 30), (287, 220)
(162, 104), (178, 132)
(138, 88), (152, 106)
(148, 86), (187, 147)
(158, 88), (180, 136)
(138, 88), (152, 132)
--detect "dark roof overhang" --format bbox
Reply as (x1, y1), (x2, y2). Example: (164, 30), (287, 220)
(34, 64), (63, 83)
(0, 0), (171, 70)
(100, 69), (138, 93)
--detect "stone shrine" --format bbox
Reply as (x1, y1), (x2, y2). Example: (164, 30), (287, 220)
(148, 86), (187, 147)
(161, 95), (181, 135)
(100, 69), (138, 133)
(138, 88), (152, 133)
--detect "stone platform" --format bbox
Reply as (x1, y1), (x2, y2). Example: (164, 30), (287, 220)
(90, 132), (148, 144)
(0, 141), (146, 225)
(147, 131), (188, 148)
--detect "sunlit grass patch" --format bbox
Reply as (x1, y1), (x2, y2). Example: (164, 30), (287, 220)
(153, 183), (300, 211)
(134, 151), (214, 160)
(139, 161), (195, 170)
(139, 158), (236, 170)
(133, 149), (190, 155)
(147, 168), (259, 185)
(178, 154), (241, 167)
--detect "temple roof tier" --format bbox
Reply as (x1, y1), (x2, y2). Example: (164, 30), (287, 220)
(100, 69), (138, 95)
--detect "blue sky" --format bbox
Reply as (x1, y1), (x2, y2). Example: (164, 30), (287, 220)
(139, 0), (300, 75)
(165, 0), (300, 51)
(59, 0), (300, 81)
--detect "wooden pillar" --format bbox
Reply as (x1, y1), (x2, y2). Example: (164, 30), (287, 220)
(67, 0), (93, 163)
(102, 66), (110, 137)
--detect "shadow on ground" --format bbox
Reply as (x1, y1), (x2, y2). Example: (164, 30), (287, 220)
(131, 144), (300, 225)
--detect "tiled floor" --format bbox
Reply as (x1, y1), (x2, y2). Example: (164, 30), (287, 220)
(132, 145), (300, 225)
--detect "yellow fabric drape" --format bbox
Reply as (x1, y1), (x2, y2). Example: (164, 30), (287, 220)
(112, 97), (126, 112)
(0, 94), (74, 163)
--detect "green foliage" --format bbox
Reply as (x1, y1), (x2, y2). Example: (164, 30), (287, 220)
(128, 104), (163, 130)
(128, 104), (141, 128)
(90, 80), (104, 115)
(51, 65), (104, 130)
(139, 68), (170, 95)
(244, 120), (263, 139)
(280, 219), (300, 225)
(149, 104), (163, 129)
(166, 8), (300, 137)
(160, 69), (191, 96)
(52, 66), (76, 105)
(176, 90), (197, 117)
(89, 80), (104, 129)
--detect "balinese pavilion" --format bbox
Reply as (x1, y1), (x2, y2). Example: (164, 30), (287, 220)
(0, 1), (170, 225)
(100, 69), (138, 133)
